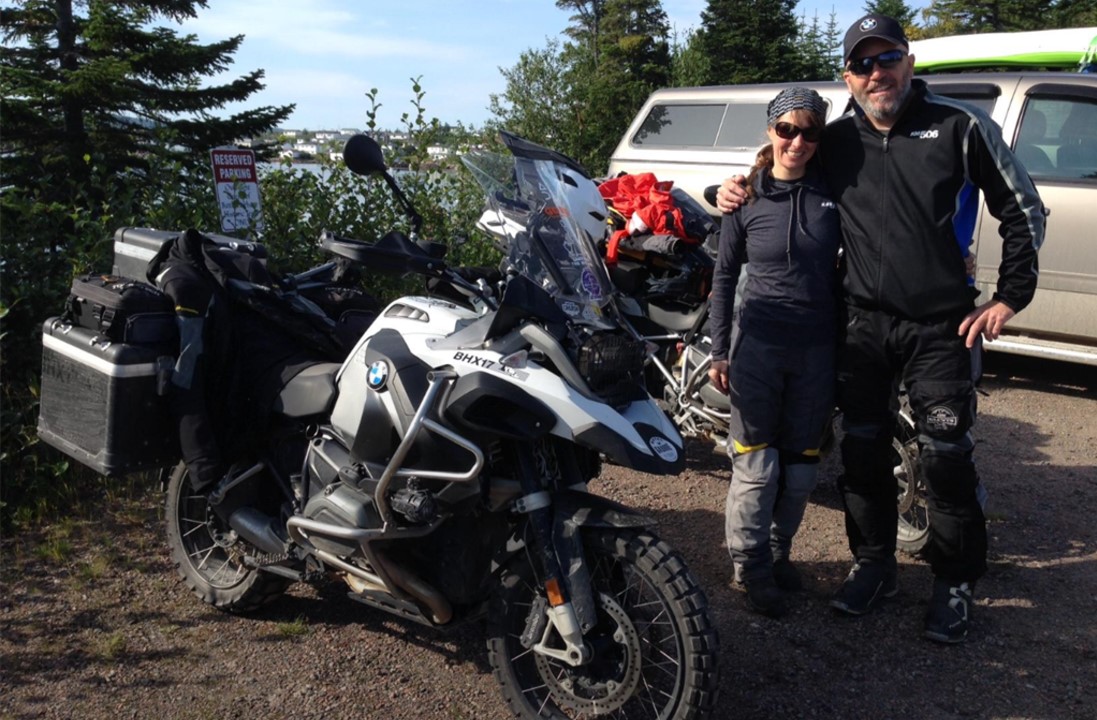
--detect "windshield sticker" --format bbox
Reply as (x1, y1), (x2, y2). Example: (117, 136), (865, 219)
(561, 300), (581, 316)
(580, 268), (603, 299)
(581, 305), (603, 323)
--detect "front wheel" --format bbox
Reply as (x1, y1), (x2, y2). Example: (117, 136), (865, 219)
(164, 462), (290, 612)
(487, 529), (719, 719)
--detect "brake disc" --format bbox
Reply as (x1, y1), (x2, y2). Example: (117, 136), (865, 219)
(535, 592), (642, 715)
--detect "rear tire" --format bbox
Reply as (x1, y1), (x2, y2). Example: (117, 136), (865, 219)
(487, 528), (719, 719)
(893, 421), (930, 556)
(164, 462), (290, 612)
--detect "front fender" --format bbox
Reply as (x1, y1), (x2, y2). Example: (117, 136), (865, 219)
(552, 489), (655, 528)
(490, 490), (654, 575)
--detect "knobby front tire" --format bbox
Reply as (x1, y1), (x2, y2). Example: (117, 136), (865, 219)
(487, 528), (719, 719)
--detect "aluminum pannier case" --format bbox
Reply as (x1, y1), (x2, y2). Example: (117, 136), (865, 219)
(37, 317), (179, 476)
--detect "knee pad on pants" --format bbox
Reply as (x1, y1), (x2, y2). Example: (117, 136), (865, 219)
(780, 450), (820, 495)
(920, 434), (979, 503)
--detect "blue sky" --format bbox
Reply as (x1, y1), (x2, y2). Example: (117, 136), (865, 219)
(179, 1), (926, 131)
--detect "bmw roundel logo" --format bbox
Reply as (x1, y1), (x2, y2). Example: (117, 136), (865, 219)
(859, 18), (878, 31)
(367, 360), (389, 390)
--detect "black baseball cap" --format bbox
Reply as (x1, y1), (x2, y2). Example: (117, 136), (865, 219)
(843, 13), (909, 63)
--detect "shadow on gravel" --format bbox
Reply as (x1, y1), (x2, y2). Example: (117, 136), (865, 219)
(246, 578), (492, 672)
(981, 352), (1097, 397)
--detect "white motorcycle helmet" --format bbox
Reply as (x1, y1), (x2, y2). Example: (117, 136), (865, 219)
(557, 166), (610, 245)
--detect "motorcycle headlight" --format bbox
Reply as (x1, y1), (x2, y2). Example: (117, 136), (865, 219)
(576, 333), (647, 408)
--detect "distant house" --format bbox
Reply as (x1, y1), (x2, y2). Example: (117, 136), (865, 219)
(427, 145), (451, 161)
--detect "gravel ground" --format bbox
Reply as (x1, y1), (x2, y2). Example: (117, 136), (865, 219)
(2, 352), (1095, 720)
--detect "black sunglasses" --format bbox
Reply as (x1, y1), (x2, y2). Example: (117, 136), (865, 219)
(847, 49), (907, 76)
(772, 122), (822, 143)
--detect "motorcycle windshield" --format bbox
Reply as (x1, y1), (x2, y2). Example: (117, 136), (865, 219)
(462, 140), (614, 330)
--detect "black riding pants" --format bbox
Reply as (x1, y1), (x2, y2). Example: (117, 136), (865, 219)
(836, 305), (987, 583)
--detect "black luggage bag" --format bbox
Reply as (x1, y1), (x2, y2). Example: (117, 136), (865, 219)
(66, 274), (177, 346)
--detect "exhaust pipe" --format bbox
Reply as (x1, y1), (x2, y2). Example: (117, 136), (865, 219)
(228, 507), (288, 556)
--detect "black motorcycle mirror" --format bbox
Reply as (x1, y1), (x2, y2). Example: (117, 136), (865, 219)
(703, 184), (719, 209)
(343, 134), (424, 237)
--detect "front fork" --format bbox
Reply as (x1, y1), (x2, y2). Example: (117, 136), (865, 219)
(509, 443), (654, 668)
(513, 446), (593, 667)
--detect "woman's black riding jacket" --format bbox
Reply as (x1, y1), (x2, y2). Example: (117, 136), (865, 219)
(819, 79), (1045, 320)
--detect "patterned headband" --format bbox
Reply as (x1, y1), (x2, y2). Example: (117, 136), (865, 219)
(767, 87), (827, 126)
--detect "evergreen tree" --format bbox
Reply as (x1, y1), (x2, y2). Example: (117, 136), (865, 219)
(796, 9), (842, 80)
(556, 0), (606, 65)
(698, 0), (800, 85)
(863, 0), (918, 27)
(670, 26), (711, 87)
(577, 0), (671, 172)
(917, 0), (1094, 36)
(1, 0), (293, 190)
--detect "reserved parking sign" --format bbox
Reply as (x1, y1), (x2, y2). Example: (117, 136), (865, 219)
(210, 148), (263, 232)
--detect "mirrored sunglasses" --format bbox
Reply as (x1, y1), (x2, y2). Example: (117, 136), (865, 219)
(772, 122), (822, 143)
(847, 49), (907, 76)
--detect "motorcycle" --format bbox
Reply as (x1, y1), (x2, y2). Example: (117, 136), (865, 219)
(164, 132), (720, 719)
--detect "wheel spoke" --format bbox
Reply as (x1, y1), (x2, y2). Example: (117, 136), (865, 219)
(190, 544), (216, 570)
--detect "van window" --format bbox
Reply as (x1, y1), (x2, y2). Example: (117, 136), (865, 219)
(928, 86), (998, 116)
(715, 104), (770, 148)
(1015, 95), (1097, 181)
(632, 104), (725, 147)
(631, 102), (774, 149)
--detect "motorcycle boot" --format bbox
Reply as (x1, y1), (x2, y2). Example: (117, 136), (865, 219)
(772, 559), (803, 592)
(924, 577), (974, 644)
(830, 559), (898, 616)
(744, 577), (789, 619)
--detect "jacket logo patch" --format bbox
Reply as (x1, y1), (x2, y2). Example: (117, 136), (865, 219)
(910, 129), (939, 139)
(925, 405), (958, 433)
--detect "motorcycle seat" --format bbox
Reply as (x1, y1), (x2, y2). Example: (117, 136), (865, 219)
(273, 362), (341, 417)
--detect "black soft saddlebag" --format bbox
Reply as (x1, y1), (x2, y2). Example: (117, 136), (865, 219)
(37, 317), (179, 476)
(66, 274), (177, 346)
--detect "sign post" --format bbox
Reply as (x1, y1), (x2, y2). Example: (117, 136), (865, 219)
(210, 148), (263, 233)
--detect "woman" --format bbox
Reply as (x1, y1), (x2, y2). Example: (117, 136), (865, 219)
(707, 86), (842, 619)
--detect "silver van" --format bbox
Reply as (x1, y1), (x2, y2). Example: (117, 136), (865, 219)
(607, 73), (1097, 365)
